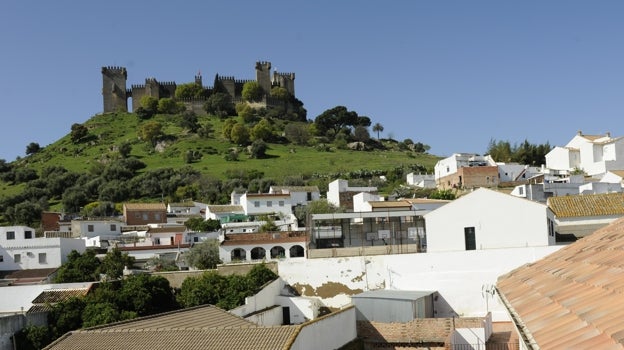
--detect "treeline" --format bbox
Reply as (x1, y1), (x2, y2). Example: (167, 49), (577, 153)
(486, 139), (552, 166)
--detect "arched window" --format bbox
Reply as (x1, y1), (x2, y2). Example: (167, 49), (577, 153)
(289, 245), (305, 258)
(251, 247), (266, 260)
(270, 246), (285, 259)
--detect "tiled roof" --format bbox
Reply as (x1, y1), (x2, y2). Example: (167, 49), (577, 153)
(404, 198), (451, 204)
(245, 193), (290, 198)
(32, 288), (91, 304)
(124, 203), (166, 210)
(548, 192), (624, 218)
(45, 305), (302, 350)
(148, 225), (186, 233)
(496, 217), (624, 349)
(608, 170), (624, 179)
(168, 202), (195, 207)
(368, 200), (412, 208)
(207, 205), (244, 213)
(271, 186), (320, 192)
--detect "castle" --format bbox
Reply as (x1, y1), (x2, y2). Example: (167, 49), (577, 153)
(101, 61), (295, 114)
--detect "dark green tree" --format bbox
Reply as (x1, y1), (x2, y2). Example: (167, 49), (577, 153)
(70, 123), (89, 143)
(242, 81), (264, 102)
(138, 121), (163, 146)
(185, 239), (221, 269)
(180, 111), (200, 132)
(175, 82), (206, 99)
(25, 142), (41, 155)
(54, 250), (101, 283)
(204, 92), (235, 118)
(314, 106), (361, 137)
(372, 123), (384, 139)
(249, 139), (268, 159)
(230, 123), (250, 145)
(184, 217), (221, 232)
(98, 248), (135, 280)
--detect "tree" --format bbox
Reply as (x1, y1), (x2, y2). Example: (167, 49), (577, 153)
(230, 123), (250, 145)
(222, 118), (237, 141)
(204, 92), (235, 118)
(116, 274), (178, 316)
(54, 250), (101, 283)
(249, 139), (267, 159)
(372, 123), (384, 139)
(353, 125), (370, 142)
(26, 142), (41, 155)
(185, 239), (221, 269)
(118, 141), (132, 158)
(179, 111), (199, 132)
(242, 81), (263, 102)
(70, 123), (89, 143)
(98, 248), (135, 280)
(314, 106), (368, 137)
(140, 96), (159, 115)
(175, 82), (206, 99)
(284, 123), (310, 145)
(157, 98), (185, 114)
(250, 118), (273, 141)
(138, 121), (163, 146)
(237, 103), (258, 123)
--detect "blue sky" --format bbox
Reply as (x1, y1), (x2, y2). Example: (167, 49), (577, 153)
(2, 1), (624, 162)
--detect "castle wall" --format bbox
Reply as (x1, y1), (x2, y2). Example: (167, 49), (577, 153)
(256, 61), (272, 94)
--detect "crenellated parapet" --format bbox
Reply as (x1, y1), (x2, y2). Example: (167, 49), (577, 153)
(102, 61), (296, 114)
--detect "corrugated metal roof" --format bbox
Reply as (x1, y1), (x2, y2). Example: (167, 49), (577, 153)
(497, 216), (624, 349)
(548, 192), (624, 218)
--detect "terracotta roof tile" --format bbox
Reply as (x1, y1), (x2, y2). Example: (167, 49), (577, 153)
(548, 192), (624, 218)
(497, 216), (624, 349)
(207, 205), (244, 213)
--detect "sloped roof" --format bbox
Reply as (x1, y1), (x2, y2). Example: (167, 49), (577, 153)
(548, 192), (624, 218)
(607, 170), (624, 179)
(123, 203), (166, 210)
(270, 186), (320, 193)
(497, 217), (624, 349)
(207, 205), (244, 213)
(32, 288), (91, 304)
(167, 202), (195, 207)
(45, 304), (302, 350)
(368, 200), (412, 209)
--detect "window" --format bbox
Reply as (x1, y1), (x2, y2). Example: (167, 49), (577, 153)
(110, 224), (116, 231)
(267, 201), (273, 207)
(193, 237), (199, 242)
(307, 192), (312, 201)
(39, 253), (47, 264)
(464, 227), (476, 250)
(155, 213), (161, 220)
(518, 187), (524, 195)
(279, 201), (284, 207)
(88, 225), (94, 232)
(142, 213), (148, 220)
(254, 201), (260, 208)
(0, 255), (3, 262)
(6, 231), (15, 240)
(25, 231), (33, 239)
(14, 254), (21, 263)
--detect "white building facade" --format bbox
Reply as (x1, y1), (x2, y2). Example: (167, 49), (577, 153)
(0, 226), (86, 270)
(424, 188), (553, 253)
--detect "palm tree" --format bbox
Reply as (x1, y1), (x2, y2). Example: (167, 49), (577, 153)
(372, 123), (384, 139)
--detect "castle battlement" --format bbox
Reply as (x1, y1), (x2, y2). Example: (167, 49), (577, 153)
(101, 61), (295, 114)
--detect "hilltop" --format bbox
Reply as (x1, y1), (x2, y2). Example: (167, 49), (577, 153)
(0, 111), (440, 225)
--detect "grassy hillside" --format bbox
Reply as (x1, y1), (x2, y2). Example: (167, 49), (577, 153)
(11, 112), (440, 184)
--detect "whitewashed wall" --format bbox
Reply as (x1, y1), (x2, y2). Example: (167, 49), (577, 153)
(290, 306), (356, 350)
(424, 188), (552, 252)
(278, 246), (561, 322)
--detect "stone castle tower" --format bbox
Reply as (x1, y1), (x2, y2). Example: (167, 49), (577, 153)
(101, 61), (295, 114)
(101, 66), (128, 112)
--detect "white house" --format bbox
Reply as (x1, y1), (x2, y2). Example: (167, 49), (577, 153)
(353, 192), (384, 212)
(424, 188), (553, 253)
(434, 153), (496, 181)
(166, 201), (206, 215)
(545, 131), (624, 177)
(327, 179), (378, 209)
(219, 231), (307, 263)
(240, 193), (292, 217)
(406, 173), (436, 189)
(0, 226), (86, 271)
(70, 219), (121, 239)
(205, 204), (245, 221)
(496, 163), (542, 183)
(269, 186), (321, 207)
